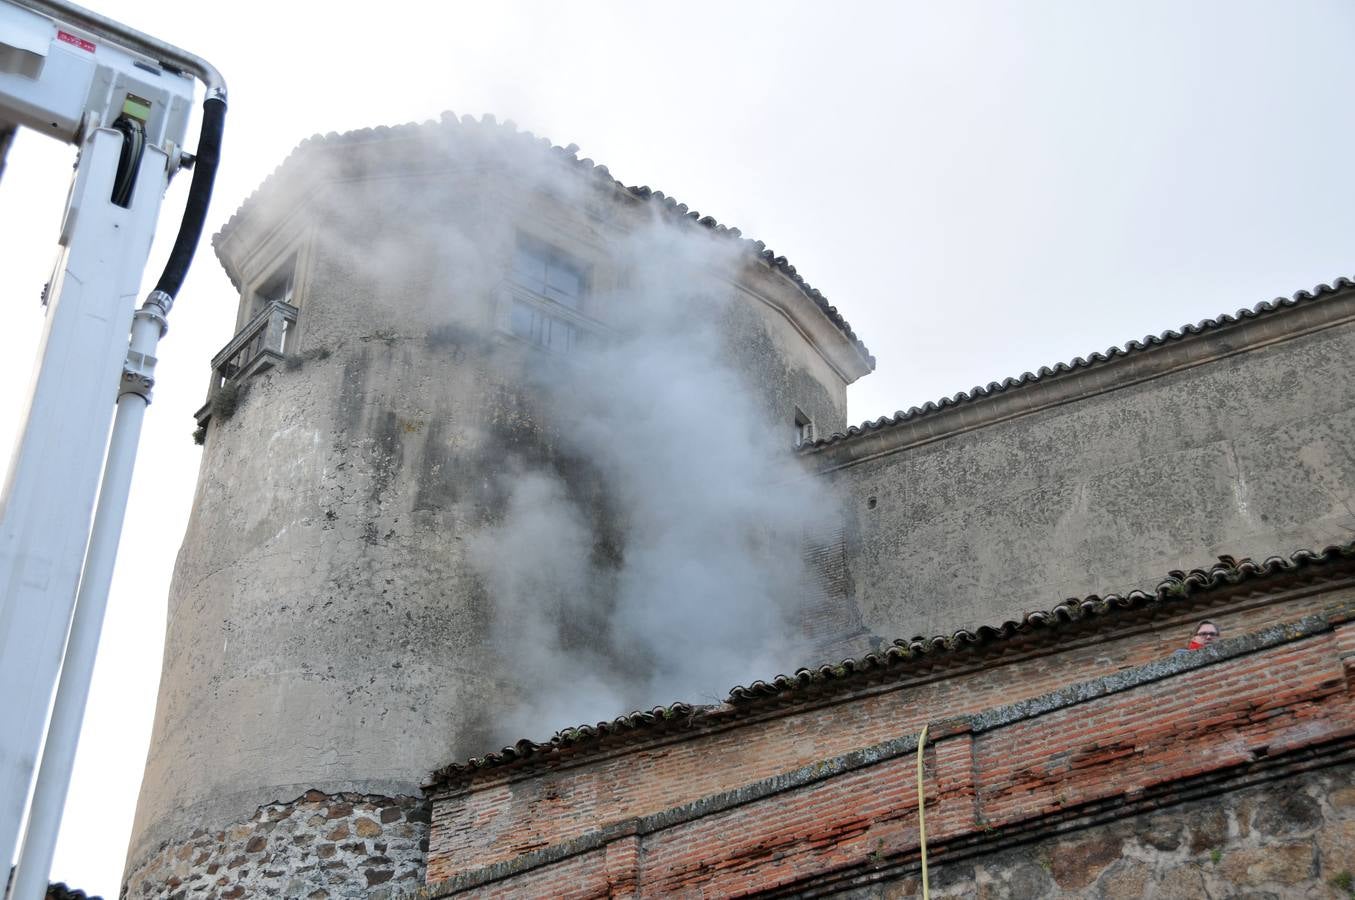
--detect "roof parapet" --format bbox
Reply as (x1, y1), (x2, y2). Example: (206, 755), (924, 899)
(804, 277), (1355, 467)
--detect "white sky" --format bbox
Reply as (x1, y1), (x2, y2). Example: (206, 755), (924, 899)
(1, 1), (1351, 894)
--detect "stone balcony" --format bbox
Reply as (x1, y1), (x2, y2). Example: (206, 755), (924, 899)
(194, 299), (297, 427)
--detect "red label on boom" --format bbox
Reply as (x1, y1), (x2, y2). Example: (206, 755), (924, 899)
(57, 31), (96, 53)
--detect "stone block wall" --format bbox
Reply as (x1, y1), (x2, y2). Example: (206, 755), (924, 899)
(858, 764), (1355, 899)
(813, 284), (1355, 640)
(121, 792), (427, 899)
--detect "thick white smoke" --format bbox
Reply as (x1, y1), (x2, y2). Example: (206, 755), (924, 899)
(468, 216), (830, 743)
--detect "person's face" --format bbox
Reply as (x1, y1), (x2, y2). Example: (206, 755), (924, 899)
(1194, 624), (1219, 646)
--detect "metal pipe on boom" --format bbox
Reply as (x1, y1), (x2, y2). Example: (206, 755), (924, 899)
(10, 0), (224, 101)
(7, 292), (168, 900)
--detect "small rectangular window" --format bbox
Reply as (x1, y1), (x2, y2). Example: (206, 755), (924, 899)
(794, 409), (815, 448)
(509, 299), (536, 339)
(508, 299), (577, 354)
(512, 239), (585, 310)
(259, 255), (297, 307)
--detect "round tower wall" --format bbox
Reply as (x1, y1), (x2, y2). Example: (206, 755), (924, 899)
(126, 145), (863, 896)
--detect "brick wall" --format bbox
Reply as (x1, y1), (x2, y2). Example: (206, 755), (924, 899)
(426, 582), (1352, 875)
(422, 592), (1355, 896)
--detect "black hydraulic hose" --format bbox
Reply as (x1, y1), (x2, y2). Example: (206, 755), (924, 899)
(110, 115), (145, 208)
(0, 125), (15, 185)
(152, 96), (225, 298)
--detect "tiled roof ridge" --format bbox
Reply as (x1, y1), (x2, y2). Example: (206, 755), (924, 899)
(427, 701), (713, 789)
(212, 112), (873, 366)
(808, 276), (1355, 450)
(729, 543), (1354, 701)
(426, 540), (1355, 788)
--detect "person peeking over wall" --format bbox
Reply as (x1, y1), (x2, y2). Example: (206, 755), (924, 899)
(1188, 620), (1220, 650)
(1185, 620), (1220, 651)
(1172, 621), (1220, 656)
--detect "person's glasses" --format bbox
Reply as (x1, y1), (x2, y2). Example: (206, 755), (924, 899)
(1196, 630), (1218, 638)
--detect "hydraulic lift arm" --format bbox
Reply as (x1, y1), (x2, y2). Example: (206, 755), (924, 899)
(0, 3), (224, 894)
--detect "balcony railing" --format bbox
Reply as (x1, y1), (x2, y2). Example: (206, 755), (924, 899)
(195, 299), (297, 425)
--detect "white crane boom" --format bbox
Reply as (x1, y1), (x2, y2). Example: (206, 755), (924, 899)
(0, 3), (224, 894)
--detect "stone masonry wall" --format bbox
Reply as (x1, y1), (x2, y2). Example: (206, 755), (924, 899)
(851, 763), (1355, 899)
(816, 286), (1355, 641)
(121, 792), (427, 899)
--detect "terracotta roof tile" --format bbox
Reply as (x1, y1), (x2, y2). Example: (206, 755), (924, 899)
(428, 703), (708, 787)
(728, 546), (1354, 701)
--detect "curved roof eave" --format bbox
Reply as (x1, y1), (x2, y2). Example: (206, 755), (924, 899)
(210, 112), (874, 373)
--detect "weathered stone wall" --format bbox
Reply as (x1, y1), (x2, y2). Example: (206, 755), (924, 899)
(849, 764), (1355, 899)
(816, 285), (1355, 640)
(122, 792), (427, 899)
(129, 320), (527, 871)
(722, 285), (850, 441)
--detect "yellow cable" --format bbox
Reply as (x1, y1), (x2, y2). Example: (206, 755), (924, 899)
(917, 723), (930, 900)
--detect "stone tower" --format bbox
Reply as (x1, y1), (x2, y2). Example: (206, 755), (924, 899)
(123, 115), (875, 896)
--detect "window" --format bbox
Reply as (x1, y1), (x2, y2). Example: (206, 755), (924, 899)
(512, 240), (585, 309)
(794, 409), (815, 447)
(256, 254), (298, 353)
(504, 237), (595, 354)
(259, 255), (297, 307)
(509, 299), (579, 353)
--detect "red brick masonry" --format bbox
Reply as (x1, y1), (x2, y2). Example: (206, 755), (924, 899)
(422, 570), (1355, 897)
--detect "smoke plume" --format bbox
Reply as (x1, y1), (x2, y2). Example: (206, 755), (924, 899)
(468, 215), (830, 743)
(291, 119), (837, 746)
